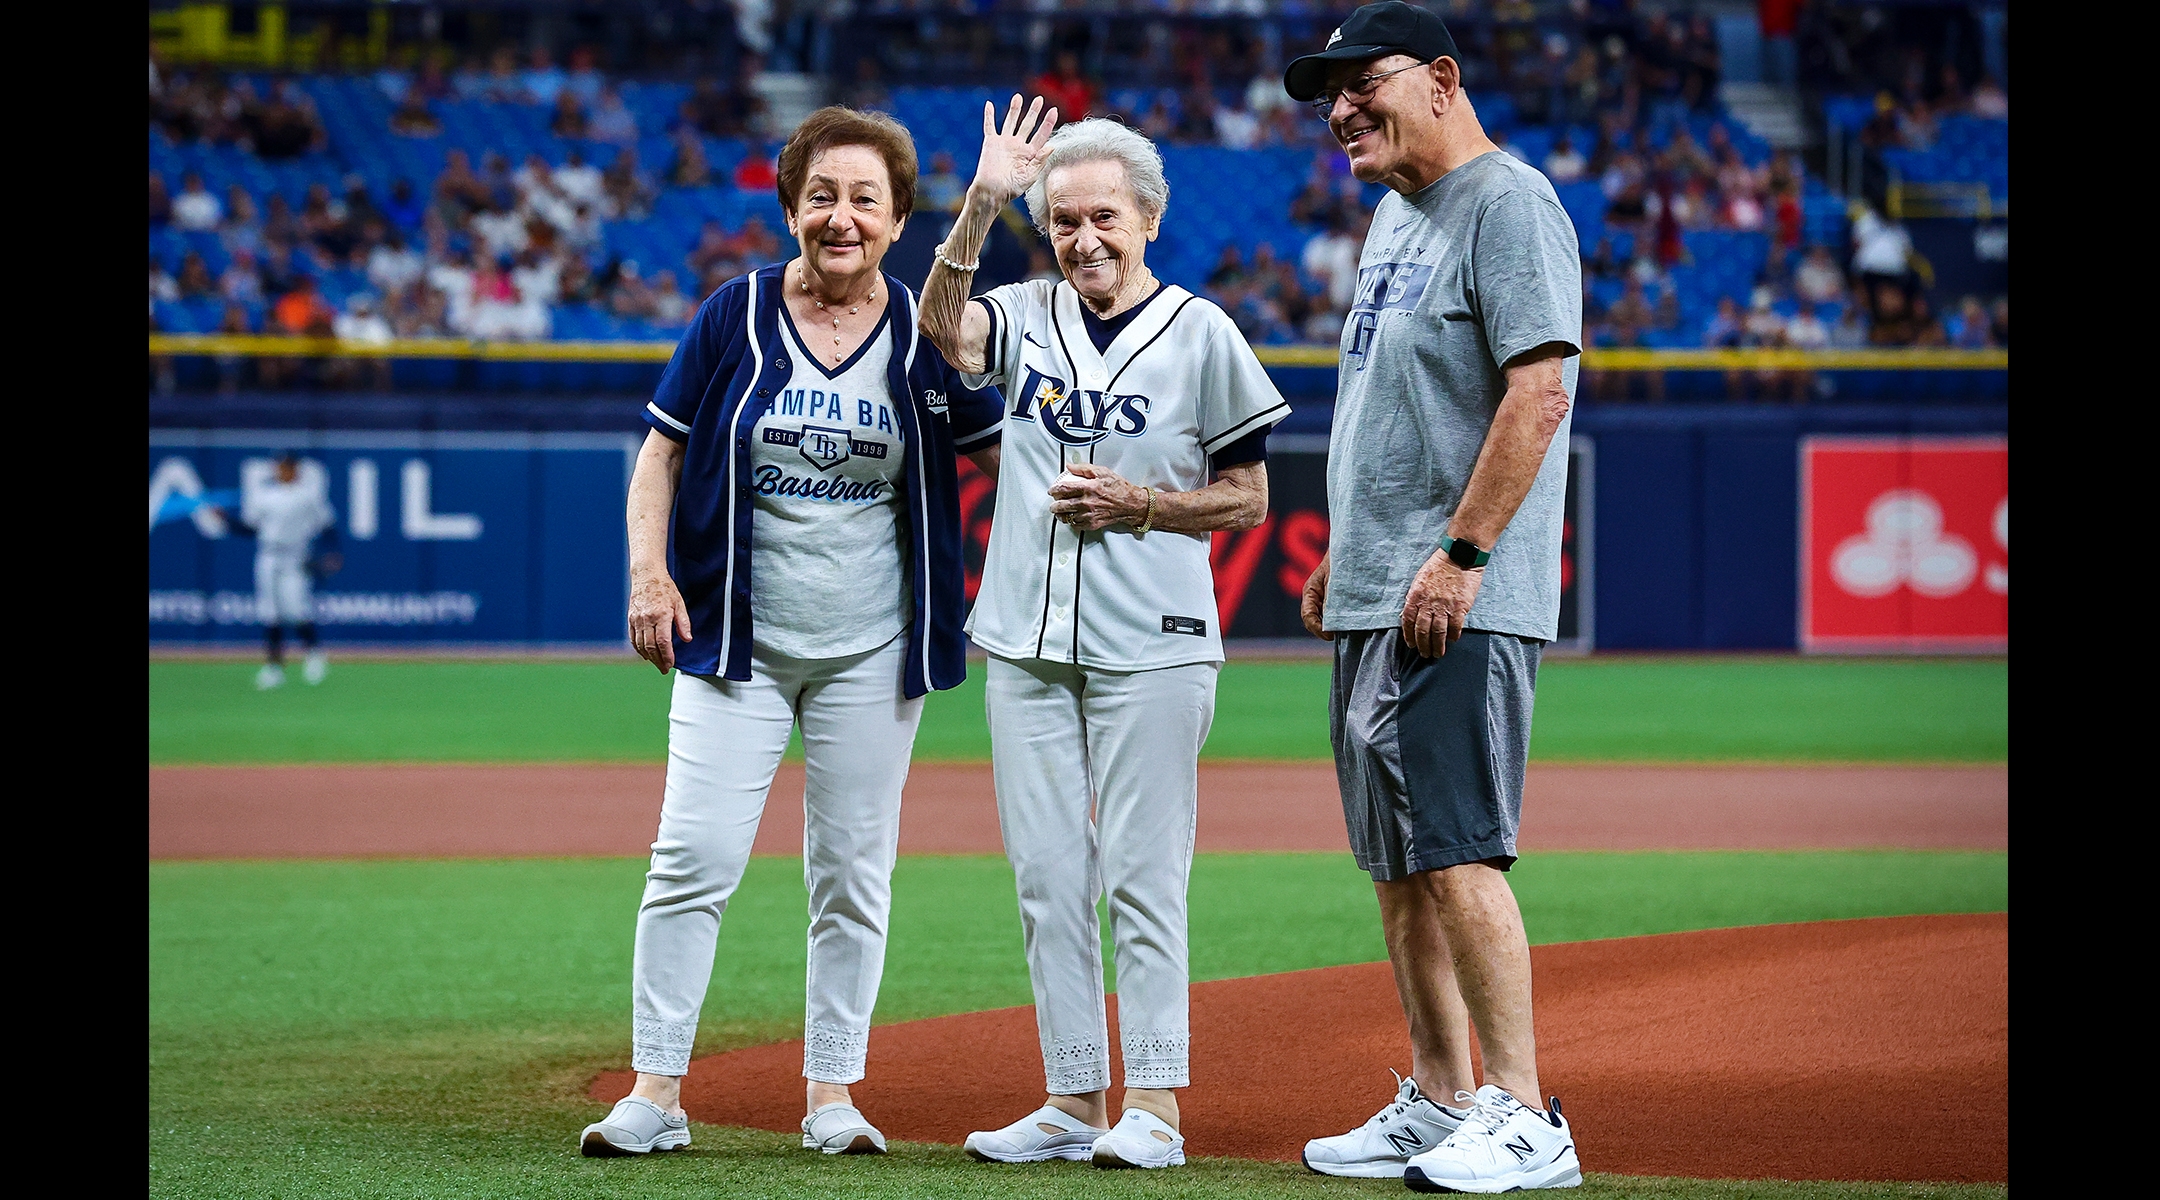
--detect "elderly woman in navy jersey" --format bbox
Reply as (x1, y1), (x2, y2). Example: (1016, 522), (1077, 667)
(578, 106), (1004, 1160)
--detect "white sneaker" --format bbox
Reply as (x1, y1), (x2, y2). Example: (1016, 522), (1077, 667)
(302, 651), (329, 685)
(801, 1102), (886, 1154)
(963, 1105), (1104, 1163)
(1404, 1085), (1581, 1193)
(1090, 1108), (1184, 1169)
(255, 663), (285, 690)
(579, 1095), (690, 1156)
(1302, 1071), (1468, 1178)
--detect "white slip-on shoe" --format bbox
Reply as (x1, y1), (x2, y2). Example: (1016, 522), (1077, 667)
(255, 663), (285, 690)
(579, 1095), (691, 1157)
(963, 1105), (1105, 1163)
(1091, 1108), (1185, 1169)
(1302, 1071), (1469, 1178)
(801, 1102), (887, 1155)
(1403, 1085), (1581, 1193)
(303, 651), (329, 685)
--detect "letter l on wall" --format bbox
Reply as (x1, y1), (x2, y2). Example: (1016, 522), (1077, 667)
(401, 459), (483, 540)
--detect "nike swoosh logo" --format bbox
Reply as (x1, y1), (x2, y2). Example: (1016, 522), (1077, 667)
(1392, 220), (1416, 235)
(1024, 332), (1049, 348)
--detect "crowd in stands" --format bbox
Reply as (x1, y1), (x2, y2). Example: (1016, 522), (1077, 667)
(150, 2), (2007, 398)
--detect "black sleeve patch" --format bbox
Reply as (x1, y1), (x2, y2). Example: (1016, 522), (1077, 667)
(1161, 615), (1207, 636)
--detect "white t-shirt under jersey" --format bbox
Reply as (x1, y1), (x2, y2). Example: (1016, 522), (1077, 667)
(747, 308), (910, 660)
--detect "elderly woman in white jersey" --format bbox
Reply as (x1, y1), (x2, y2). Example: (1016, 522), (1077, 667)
(920, 98), (1290, 1170)
(579, 106), (1005, 1159)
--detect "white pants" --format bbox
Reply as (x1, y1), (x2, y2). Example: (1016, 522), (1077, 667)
(631, 634), (923, 1081)
(254, 548), (313, 625)
(986, 654), (1218, 1093)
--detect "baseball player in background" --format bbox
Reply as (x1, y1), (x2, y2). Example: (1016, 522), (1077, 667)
(1287, 3), (1584, 1191)
(921, 98), (1290, 1170)
(233, 452), (338, 690)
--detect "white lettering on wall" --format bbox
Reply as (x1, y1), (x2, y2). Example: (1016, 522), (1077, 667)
(147, 457), (226, 537)
(401, 459), (483, 540)
(349, 459), (379, 540)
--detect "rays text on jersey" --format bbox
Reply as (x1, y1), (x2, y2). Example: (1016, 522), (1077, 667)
(1009, 367), (1152, 447)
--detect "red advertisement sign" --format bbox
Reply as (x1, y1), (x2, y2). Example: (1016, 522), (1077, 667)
(1801, 437), (2008, 651)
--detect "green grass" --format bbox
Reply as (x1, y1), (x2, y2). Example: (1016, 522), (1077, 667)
(148, 657), (2008, 764)
(151, 851), (2007, 1199)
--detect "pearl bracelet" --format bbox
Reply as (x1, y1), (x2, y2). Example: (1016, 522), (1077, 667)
(933, 244), (980, 273)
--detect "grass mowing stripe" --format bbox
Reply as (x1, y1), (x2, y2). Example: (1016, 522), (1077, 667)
(151, 852), (2006, 1198)
(149, 657), (2008, 764)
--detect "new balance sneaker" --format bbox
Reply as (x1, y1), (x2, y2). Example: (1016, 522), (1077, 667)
(1403, 1085), (1580, 1193)
(579, 1095), (691, 1156)
(1090, 1108), (1185, 1169)
(963, 1105), (1105, 1163)
(801, 1102), (887, 1154)
(255, 663), (285, 690)
(303, 650), (329, 685)
(1302, 1072), (1469, 1178)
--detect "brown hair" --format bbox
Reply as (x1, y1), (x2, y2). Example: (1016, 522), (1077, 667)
(776, 107), (918, 219)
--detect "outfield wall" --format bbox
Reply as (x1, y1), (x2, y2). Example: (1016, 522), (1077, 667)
(148, 397), (2007, 651)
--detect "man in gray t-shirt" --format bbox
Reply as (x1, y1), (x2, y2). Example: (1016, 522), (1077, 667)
(1286, 3), (1584, 1192)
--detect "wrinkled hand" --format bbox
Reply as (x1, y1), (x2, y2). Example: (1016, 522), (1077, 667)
(628, 568), (693, 673)
(973, 94), (1059, 205)
(1048, 461), (1147, 532)
(1300, 553), (1333, 641)
(1400, 549), (1483, 658)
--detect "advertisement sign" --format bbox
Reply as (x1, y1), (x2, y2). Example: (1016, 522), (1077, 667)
(954, 437), (1593, 648)
(1800, 436), (2008, 652)
(149, 431), (638, 645)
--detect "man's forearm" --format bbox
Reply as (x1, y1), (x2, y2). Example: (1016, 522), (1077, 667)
(919, 186), (1005, 373)
(1446, 361), (1571, 548)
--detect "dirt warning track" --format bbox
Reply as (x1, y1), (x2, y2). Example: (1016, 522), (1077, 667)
(590, 914), (2007, 1183)
(149, 761), (2007, 858)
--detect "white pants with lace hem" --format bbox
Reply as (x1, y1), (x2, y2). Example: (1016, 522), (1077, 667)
(630, 635), (921, 1082)
(986, 654), (1215, 1093)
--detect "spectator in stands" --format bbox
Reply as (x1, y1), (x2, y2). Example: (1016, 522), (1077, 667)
(1175, 85), (1219, 145)
(669, 128), (713, 188)
(273, 274), (335, 336)
(332, 295), (395, 389)
(1896, 97), (1938, 151)
(382, 178), (426, 237)
(1969, 74), (2008, 120)
(303, 183), (358, 259)
(607, 260), (655, 320)
(1703, 296), (1744, 348)
(172, 173), (223, 231)
(1032, 52), (1098, 122)
(150, 255), (180, 303)
(688, 220), (735, 279)
(1215, 95), (1261, 150)
(1584, 236), (1622, 281)
(558, 254), (603, 305)
(1907, 294), (1948, 347)
(920, 151), (965, 215)
(1989, 297), (2008, 346)
(1827, 304), (1869, 349)
(599, 150), (655, 219)
(731, 145), (778, 195)
(512, 248), (562, 310)
(176, 252), (216, 300)
(1682, 14), (1722, 108)
(1865, 283), (1916, 346)
(588, 85), (639, 145)
(220, 248), (265, 305)
(150, 172), (173, 226)
(552, 149), (603, 209)
(260, 240), (303, 298)
(1742, 288), (1786, 347)
(368, 230), (424, 294)
(550, 89), (588, 139)
(433, 150), (490, 225)
(564, 47), (605, 103)
(649, 269), (692, 326)
(1793, 245), (1846, 306)
(1206, 245), (1247, 294)
(1605, 278), (1658, 347)
(214, 303), (254, 393)
(471, 193), (530, 260)
(1602, 152), (1647, 231)
(842, 57), (892, 113)
(1300, 208), (1363, 317)
(217, 185), (263, 254)
(523, 47), (567, 105)
(1786, 304), (1829, 350)
(388, 278), (451, 338)
(477, 46), (523, 102)
(1025, 244), (1060, 284)
(1543, 134), (1586, 183)
(1849, 204), (1916, 320)
(391, 87), (442, 136)
(730, 213), (780, 266)
(252, 80), (326, 159)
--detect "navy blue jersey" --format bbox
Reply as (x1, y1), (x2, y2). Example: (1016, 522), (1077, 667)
(644, 264), (1004, 696)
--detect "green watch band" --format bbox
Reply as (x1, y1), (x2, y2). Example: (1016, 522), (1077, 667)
(1439, 536), (1491, 569)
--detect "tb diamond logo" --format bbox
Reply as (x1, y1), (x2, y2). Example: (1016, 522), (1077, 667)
(798, 426), (852, 473)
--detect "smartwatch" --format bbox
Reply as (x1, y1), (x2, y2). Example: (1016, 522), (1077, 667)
(1439, 536), (1490, 569)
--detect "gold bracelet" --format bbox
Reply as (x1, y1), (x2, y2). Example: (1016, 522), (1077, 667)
(1134, 486), (1155, 534)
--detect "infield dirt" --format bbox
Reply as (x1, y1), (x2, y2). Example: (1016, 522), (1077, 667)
(148, 761), (2007, 858)
(592, 913), (2007, 1184)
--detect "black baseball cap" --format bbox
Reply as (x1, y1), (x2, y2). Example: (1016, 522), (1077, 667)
(1283, 1), (1461, 103)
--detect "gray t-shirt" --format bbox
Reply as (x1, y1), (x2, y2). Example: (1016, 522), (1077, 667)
(749, 312), (910, 659)
(1324, 151), (1582, 641)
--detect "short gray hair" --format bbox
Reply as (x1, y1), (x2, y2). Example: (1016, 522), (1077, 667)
(1023, 118), (1170, 236)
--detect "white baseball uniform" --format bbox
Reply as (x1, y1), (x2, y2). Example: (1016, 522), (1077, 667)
(962, 279), (1288, 1092)
(242, 472), (335, 625)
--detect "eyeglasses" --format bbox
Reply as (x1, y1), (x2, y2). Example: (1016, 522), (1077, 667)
(1309, 60), (1433, 118)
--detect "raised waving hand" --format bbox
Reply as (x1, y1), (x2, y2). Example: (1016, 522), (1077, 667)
(973, 94), (1059, 205)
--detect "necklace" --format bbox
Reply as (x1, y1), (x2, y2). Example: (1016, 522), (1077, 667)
(800, 265), (876, 346)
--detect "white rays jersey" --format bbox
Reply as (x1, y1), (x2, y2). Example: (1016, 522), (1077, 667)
(961, 279), (1290, 670)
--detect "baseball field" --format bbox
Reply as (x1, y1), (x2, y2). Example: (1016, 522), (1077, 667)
(148, 654), (2008, 1198)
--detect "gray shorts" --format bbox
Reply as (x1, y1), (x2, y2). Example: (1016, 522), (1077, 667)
(1330, 629), (1542, 881)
